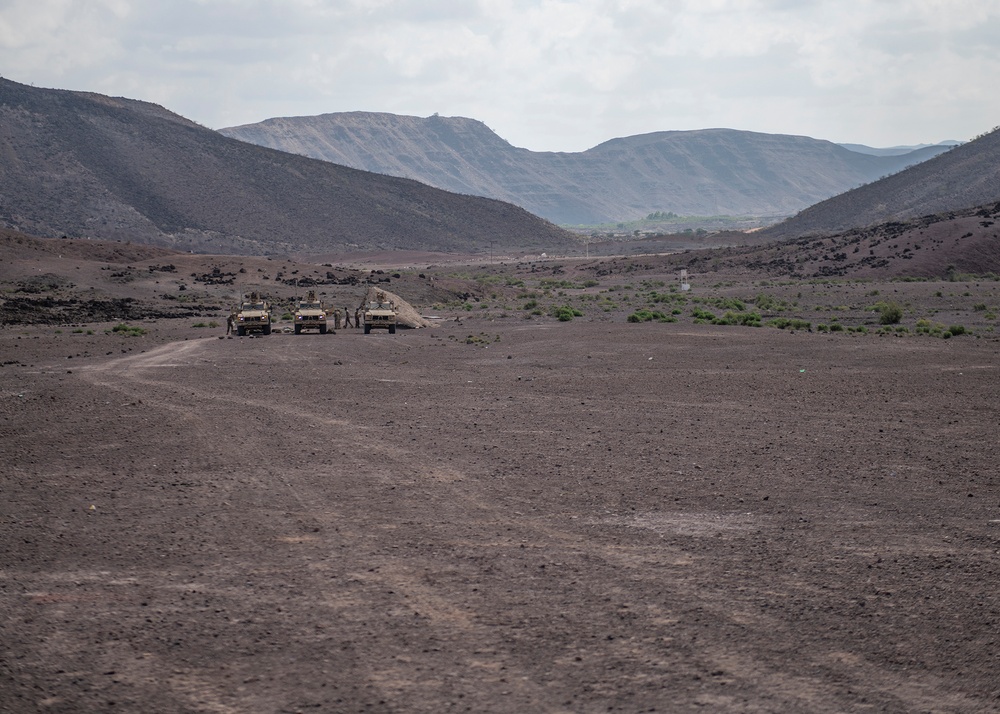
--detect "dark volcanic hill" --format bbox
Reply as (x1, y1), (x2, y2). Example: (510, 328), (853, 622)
(0, 78), (574, 256)
(219, 112), (948, 225)
(763, 127), (1000, 241)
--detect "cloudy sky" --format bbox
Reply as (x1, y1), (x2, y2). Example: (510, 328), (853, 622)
(1, 0), (998, 152)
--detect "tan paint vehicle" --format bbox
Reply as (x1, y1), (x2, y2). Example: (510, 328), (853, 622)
(363, 291), (397, 334)
(294, 290), (328, 334)
(232, 292), (272, 336)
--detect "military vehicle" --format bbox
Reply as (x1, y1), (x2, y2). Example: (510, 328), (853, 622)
(363, 291), (397, 334)
(232, 291), (272, 336)
(293, 290), (328, 334)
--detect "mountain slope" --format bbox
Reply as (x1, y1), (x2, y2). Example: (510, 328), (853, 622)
(763, 128), (1000, 240)
(0, 78), (574, 255)
(220, 113), (949, 224)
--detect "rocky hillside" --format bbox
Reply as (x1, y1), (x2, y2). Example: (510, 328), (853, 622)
(220, 112), (948, 225)
(0, 78), (574, 256)
(763, 127), (1000, 240)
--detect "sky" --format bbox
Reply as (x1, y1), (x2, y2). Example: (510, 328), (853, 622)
(1, 0), (998, 152)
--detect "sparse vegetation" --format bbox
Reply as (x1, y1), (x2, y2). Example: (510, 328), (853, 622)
(110, 324), (147, 337)
(627, 309), (677, 323)
(767, 318), (811, 331)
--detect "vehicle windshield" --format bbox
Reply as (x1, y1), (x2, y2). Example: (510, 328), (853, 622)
(242, 302), (265, 310)
(299, 302), (321, 309)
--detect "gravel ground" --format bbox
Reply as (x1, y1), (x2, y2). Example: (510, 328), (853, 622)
(2, 312), (999, 713)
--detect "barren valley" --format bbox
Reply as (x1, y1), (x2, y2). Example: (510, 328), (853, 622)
(2, 235), (1000, 713)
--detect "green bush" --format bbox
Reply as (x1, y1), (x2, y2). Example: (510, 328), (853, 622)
(627, 309), (677, 323)
(111, 323), (147, 337)
(878, 301), (903, 324)
(714, 311), (762, 327)
(691, 307), (717, 323)
(767, 318), (811, 331)
(947, 324), (966, 336)
(551, 305), (582, 321)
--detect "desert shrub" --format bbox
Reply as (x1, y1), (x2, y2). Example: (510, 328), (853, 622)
(192, 322), (208, 328)
(523, 299), (538, 310)
(754, 293), (777, 310)
(767, 317), (812, 330)
(973, 303), (987, 311)
(691, 307), (717, 323)
(817, 324), (829, 332)
(111, 324), (147, 337)
(878, 301), (903, 324)
(706, 296), (746, 311)
(551, 305), (582, 321)
(714, 311), (762, 327)
(829, 323), (844, 332)
(627, 309), (676, 323)
(649, 291), (687, 305)
(947, 324), (966, 336)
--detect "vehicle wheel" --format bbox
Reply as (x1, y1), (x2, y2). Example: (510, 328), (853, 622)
(319, 325), (327, 335)
(263, 324), (272, 336)
(294, 324), (302, 335)
(364, 324), (371, 334)
(236, 326), (246, 336)
(389, 324), (396, 334)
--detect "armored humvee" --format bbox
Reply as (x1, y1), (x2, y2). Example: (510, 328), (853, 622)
(233, 292), (272, 336)
(294, 290), (328, 334)
(363, 291), (397, 334)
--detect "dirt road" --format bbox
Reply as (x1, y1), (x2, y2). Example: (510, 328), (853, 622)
(2, 322), (999, 712)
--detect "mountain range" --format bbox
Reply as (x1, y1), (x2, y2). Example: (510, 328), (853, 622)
(0, 77), (573, 256)
(762, 126), (1000, 240)
(3, 76), (998, 263)
(219, 113), (951, 225)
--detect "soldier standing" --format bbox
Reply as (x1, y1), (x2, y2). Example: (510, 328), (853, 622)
(344, 307), (352, 328)
(355, 308), (362, 329)
(333, 308), (342, 330)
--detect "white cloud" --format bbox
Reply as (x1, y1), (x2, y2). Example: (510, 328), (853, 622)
(1, 0), (998, 150)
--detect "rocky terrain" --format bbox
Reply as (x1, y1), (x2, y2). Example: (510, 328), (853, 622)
(2, 230), (1000, 713)
(220, 112), (950, 225)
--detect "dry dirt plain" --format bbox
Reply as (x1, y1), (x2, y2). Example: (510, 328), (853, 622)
(2, 298), (1000, 713)
(3, 236), (1000, 713)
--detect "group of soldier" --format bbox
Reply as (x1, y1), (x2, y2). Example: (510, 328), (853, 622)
(330, 307), (363, 330)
